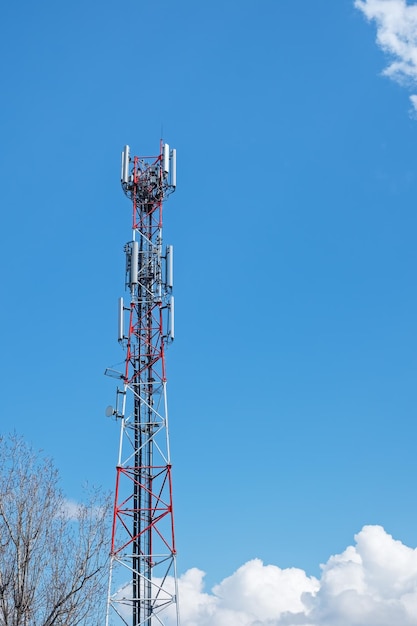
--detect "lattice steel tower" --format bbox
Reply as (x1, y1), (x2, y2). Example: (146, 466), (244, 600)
(105, 142), (179, 626)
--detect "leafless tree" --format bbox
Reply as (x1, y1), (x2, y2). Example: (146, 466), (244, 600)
(0, 435), (111, 626)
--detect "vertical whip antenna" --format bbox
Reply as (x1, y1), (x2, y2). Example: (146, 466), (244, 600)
(105, 143), (179, 626)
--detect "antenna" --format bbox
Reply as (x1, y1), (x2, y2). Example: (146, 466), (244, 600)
(130, 240), (138, 286)
(163, 142), (170, 174)
(117, 297), (124, 342)
(171, 148), (177, 188)
(169, 295), (175, 340)
(121, 145), (130, 183)
(166, 245), (173, 289)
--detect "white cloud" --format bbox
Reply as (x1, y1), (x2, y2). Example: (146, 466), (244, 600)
(114, 526), (417, 625)
(61, 498), (81, 519)
(60, 497), (108, 521)
(409, 93), (417, 114)
(354, 0), (417, 111)
(171, 525), (417, 626)
(211, 559), (318, 622)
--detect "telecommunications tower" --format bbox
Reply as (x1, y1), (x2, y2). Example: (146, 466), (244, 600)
(105, 142), (179, 626)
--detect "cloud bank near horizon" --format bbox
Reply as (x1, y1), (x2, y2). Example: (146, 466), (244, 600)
(354, 0), (417, 112)
(171, 525), (417, 626)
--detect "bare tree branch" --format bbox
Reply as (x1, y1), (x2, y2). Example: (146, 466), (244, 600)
(0, 435), (111, 626)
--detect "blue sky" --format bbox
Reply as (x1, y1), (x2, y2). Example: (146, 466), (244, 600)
(2, 0), (417, 623)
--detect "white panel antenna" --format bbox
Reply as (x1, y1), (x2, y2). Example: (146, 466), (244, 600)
(166, 245), (173, 289)
(163, 143), (170, 174)
(169, 296), (175, 340)
(171, 149), (176, 188)
(118, 297), (124, 341)
(121, 145), (130, 183)
(130, 241), (138, 285)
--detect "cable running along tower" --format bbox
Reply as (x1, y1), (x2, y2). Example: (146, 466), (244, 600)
(105, 142), (179, 626)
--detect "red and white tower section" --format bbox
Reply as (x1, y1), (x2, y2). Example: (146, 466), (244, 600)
(105, 143), (179, 626)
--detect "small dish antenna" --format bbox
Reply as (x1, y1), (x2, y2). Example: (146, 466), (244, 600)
(105, 405), (115, 417)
